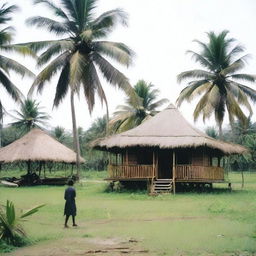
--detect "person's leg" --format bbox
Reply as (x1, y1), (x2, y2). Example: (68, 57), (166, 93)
(65, 215), (70, 227)
(72, 215), (77, 226)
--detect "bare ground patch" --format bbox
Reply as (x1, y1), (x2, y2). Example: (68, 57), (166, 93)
(4, 237), (150, 256)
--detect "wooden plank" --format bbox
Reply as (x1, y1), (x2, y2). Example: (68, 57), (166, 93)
(173, 151), (176, 194)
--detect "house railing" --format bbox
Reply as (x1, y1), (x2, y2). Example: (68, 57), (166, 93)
(175, 165), (224, 181)
(108, 164), (155, 179)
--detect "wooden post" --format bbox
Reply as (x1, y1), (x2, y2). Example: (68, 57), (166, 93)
(156, 151), (158, 179)
(153, 151), (155, 177)
(126, 150), (128, 165)
(173, 151), (176, 194)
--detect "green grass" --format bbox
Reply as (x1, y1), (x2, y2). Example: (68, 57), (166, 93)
(0, 171), (256, 255)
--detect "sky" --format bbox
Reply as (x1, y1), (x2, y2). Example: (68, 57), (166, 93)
(3, 0), (256, 132)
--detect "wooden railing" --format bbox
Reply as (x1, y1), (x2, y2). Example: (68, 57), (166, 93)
(176, 165), (224, 181)
(108, 164), (155, 179)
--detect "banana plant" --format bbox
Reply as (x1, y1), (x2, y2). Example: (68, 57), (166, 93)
(0, 200), (44, 245)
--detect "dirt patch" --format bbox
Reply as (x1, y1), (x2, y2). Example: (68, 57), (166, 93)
(4, 237), (149, 256)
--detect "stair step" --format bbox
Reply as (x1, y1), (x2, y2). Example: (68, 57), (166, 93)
(150, 179), (173, 194)
(155, 179), (172, 182)
(155, 184), (171, 188)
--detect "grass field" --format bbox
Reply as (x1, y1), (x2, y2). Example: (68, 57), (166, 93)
(0, 171), (256, 256)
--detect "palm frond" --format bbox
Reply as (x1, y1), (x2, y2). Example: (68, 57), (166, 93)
(0, 4), (19, 25)
(229, 81), (256, 103)
(29, 51), (70, 95)
(148, 98), (169, 111)
(81, 62), (108, 114)
(38, 39), (74, 66)
(93, 41), (134, 66)
(69, 51), (87, 91)
(11, 40), (66, 54)
(0, 27), (13, 45)
(226, 92), (248, 126)
(0, 69), (23, 102)
(92, 52), (132, 96)
(177, 70), (213, 83)
(60, 0), (77, 23)
(33, 0), (70, 21)
(90, 8), (128, 38)
(53, 63), (70, 107)
(0, 55), (35, 78)
(221, 55), (250, 76)
(230, 73), (256, 83)
(193, 84), (214, 122)
(186, 51), (213, 70)
(20, 204), (45, 219)
(176, 80), (210, 106)
(26, 16), (69, 35)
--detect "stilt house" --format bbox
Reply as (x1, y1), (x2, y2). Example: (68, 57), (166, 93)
(93, 104), (247, 193)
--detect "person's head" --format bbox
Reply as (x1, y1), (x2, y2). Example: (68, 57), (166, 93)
(67, 179), (74, 186)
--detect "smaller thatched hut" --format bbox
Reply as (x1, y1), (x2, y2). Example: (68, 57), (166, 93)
(0, 128), (85, 175)
(93, 104), (247, 193)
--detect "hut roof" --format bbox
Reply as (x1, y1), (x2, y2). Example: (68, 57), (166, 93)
(0, 128), (85, 163)
(94, 104), (247, 155)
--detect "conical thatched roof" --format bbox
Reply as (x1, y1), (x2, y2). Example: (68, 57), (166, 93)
(94, 104), (247, 155)
(0, 128), (85, 163)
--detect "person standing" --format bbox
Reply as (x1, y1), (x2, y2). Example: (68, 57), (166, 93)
(64, 179), (77, 227)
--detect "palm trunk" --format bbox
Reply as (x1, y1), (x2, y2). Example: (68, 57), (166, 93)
(70, 90), (81, 179)
(218, 124), (223, 138)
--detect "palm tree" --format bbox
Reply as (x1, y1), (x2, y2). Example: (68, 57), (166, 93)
(11, 98), (50, 134)
(0, 3), (34, 145)
(53, 126), (66, 143)
(110, 80), (169, 132)
(24, 0), (135, 177)
(176, 30), (256, 136)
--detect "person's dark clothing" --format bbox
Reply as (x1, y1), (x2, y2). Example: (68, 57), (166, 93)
(64, 186), (76, 216)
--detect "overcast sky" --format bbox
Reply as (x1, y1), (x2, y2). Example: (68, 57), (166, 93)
(4, 0), (256, 132)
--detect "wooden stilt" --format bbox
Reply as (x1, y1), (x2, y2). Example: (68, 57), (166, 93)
(173, 151), (176, 194)
(156, 151), (159, 179)
(153, 151), (155, 177)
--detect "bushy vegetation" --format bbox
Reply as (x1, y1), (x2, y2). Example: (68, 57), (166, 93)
(0, 200), (44, 249)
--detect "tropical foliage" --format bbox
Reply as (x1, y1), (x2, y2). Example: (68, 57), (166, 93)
(82, 116), (108, 170)
(0, 200), (44, 245)
(0, 3), (34, 140)
(110, 80), (169, 132)
(177, 30), (256, 136)
(23, 0), (135, 174)
(52, 126), (66, 143)
(11, 98), (50, 134)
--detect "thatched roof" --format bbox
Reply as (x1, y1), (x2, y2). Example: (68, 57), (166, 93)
(94, 104), (247, 155)
(0, 128), (85, 163)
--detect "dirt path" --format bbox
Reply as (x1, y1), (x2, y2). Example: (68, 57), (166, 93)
(4, 237), (150, 256)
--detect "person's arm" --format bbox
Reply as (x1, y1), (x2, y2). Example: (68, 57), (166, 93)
(64, 189), (67, 200)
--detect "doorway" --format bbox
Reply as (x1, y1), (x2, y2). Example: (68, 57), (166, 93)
(158, 150), (172, 179)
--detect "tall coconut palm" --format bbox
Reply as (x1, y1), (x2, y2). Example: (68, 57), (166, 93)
(110, 80), (169, 133)
(11, 98), (50, 134)
(0, 3), (34, 145)
(24, 0), (135, 177)
(176, 30), (256, 136)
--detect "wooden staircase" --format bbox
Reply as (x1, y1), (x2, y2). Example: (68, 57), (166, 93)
(151, 179), (173, 194)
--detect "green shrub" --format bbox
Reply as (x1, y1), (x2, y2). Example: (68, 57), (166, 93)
(0, 200), (45, 246)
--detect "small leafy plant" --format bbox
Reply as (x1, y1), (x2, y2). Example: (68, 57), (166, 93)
(0, 200), (45, 246)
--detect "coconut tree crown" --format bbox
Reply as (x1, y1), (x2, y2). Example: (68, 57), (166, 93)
(110, 80), (169, 133)
(177, 30), (256, 135)
(26, 0), (135, 112)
